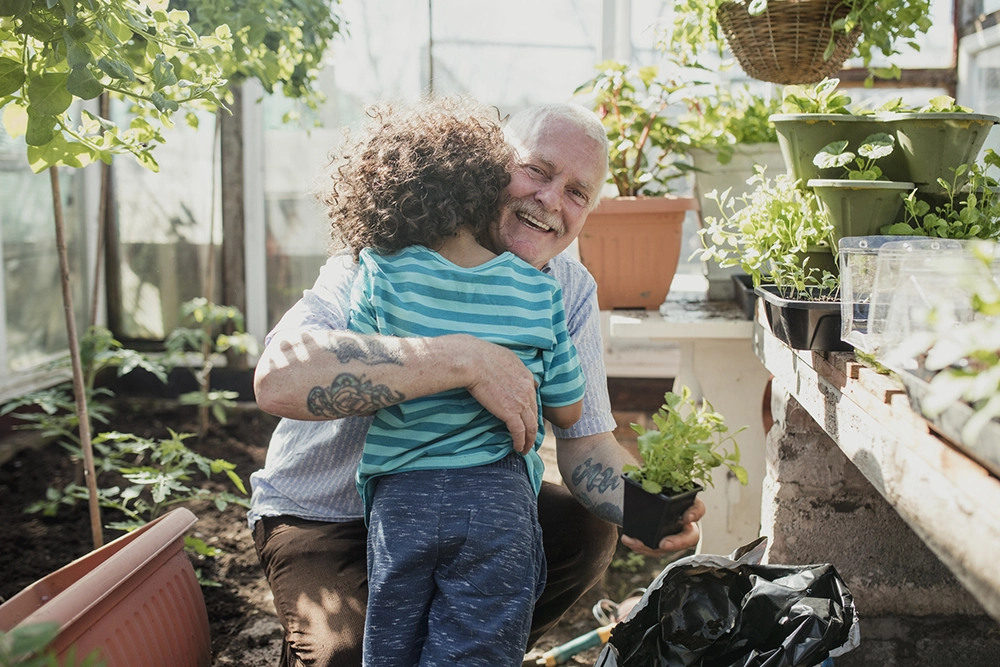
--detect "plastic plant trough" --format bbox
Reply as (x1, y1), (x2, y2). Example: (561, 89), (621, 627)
(0, 507), (211, 667)
(755, 285), (852, 352)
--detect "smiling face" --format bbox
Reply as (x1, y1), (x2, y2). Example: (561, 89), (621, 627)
(489, 114), (608, 269)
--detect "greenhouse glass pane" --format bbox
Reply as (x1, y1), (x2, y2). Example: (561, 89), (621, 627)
(111, 108), (219, 341)
(0, 134), (87, 371)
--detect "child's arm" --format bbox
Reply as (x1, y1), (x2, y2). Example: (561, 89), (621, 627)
(543, 400), (583, 431)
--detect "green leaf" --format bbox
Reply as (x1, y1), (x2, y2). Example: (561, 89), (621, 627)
(152, 54), (178, 89)
(24, 112), (56, 146)
(0, 0), (29, 17)
(0, 57), (26, 96)
(857, 132), (895, 160)
(59, 0), (75, 25)
(150, 91), (179, 113)
(813, 141), (853, 170)
(67, 66), (104, 100)
(97, 57), (136, 82)
(6, 621), (61, 657)
(26, 73), (72, 116)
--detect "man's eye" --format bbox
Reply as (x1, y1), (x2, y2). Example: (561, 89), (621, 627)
(526, 165), (544, 176)
(570, 189), (587, 203)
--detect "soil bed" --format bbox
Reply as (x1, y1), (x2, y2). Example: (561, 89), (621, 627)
(0, 402), (681, 666)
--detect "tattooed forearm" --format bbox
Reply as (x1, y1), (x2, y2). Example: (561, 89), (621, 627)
(571, 457), (621, 494)
(327, 337), (404, 366)
(307, 373), (405, 418)
(570, 457), (624, 525)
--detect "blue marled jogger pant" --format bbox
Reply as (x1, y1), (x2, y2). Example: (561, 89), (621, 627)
(362, 452), (546, 667)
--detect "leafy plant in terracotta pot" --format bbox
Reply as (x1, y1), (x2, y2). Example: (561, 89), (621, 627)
(572, 59), (699, 310)
(622, 386), (747, 549)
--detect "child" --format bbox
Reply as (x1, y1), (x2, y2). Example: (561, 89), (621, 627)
(324, 97), (586, 667)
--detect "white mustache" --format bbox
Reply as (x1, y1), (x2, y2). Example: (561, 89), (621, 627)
(508, 199), (563, 236)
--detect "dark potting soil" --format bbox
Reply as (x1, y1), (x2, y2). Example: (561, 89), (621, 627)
(0, 402), (676, 666)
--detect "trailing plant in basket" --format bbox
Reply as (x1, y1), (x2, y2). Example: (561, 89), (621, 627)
(884, 150), (1000, 241)
(813, 132), (897, 180)
(623, 386), (747, 495)
(660, 0), (932, 82)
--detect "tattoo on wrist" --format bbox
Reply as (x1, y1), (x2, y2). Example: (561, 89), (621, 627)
(571, 457), (622, 494)
(307, 373), (405, 417)
(329, 338), (403, 366)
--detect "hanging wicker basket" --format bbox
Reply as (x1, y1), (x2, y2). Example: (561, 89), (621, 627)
(716, 0), (862, 85)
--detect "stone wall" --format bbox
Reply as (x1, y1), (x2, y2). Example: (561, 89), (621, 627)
(761, 387), (1000, 666)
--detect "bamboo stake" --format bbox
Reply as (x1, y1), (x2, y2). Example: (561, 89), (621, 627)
(50, 166), (103, 549)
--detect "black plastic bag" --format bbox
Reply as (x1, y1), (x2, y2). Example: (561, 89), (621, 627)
(594, 538), (859, 667)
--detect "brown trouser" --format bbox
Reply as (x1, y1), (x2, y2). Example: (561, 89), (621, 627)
(252, 481), (618, 667)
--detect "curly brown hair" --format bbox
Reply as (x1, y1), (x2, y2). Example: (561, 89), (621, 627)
(320, 97), (513, 258)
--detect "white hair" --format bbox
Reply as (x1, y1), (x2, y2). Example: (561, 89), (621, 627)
(504, 103), (609, 209)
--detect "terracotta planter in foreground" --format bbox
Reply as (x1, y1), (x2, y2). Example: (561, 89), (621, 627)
(578, 195), (698, 310)
(0, 507), (211, 667)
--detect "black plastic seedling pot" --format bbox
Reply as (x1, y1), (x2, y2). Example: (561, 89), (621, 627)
(754, 285), (852, 352)
(622, 476), (702, 549)
(731, 274), (757, 321)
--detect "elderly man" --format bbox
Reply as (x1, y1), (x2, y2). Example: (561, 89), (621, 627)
(250, 102), (705, 667)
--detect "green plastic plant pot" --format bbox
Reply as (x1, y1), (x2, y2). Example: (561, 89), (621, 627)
(808, 179), (914, 248)
(621, 476), (702, 550)
(790, 245), (839, 277)
(886, 112), (999, 194)
(754, 285), (852, 352)
(770, 114), (905, 185)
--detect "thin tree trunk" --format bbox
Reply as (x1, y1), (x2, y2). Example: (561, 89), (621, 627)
(50, 166), (103, 549)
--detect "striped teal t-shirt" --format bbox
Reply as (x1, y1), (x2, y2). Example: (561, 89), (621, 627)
(348, 245), (586, 522)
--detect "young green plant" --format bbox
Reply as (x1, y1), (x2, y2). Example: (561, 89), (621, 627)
(166, 298), (259, 439)
(886, 150), (1000, 240)
(623, 386), (747, 496)
(695, 166), (839, 298)
(813, 132), (897, 181)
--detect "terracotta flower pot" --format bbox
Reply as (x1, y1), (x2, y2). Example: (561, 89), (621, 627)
(578, 195), (698, 310)
(621, 475), (702, 550)
(0, 508), (211, 667)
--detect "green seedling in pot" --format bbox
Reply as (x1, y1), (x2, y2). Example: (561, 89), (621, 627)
(885, 149), (1000, 240)
(813, 132), (896, 180)
(623, 386), (748, 495)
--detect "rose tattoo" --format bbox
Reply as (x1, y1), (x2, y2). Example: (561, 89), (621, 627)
(307, 373), (405, 418)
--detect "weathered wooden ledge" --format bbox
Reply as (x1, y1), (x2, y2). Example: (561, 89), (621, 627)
(753, 318), (1000, 623)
